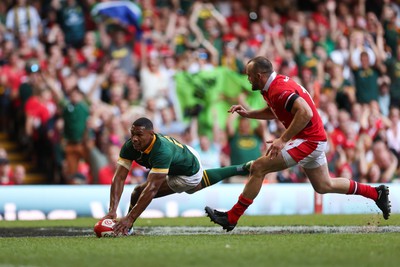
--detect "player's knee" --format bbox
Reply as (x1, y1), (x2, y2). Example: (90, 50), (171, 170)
(250, 160), (268, 178)
(186, 183), (202, 194)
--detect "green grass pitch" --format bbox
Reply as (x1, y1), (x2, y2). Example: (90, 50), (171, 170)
(1, 214), (399, 267)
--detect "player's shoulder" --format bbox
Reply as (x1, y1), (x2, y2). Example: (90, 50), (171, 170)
(273, 74), (295, 85)
(269, 75), (293, 93)
(272, 75), (299, 90)
(152, 134), (173, 153)
(119, 139), (137, 156)
(121, 139), (133, 151)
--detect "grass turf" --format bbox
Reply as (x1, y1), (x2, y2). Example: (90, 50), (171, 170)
(1, 214), (400, 267)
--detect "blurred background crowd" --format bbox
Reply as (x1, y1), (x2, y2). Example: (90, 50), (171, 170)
(0, 0), (399, 185)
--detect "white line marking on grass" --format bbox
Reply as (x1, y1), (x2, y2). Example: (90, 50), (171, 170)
(131, 226), (400, 236)
(3, 226), (400, 238)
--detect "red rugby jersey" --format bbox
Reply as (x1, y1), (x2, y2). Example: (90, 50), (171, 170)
(261, 73), (326, 141)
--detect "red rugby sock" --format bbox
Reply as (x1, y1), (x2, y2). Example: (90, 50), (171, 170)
(347, 180), (378, 201)
(227, 194), (253, 224)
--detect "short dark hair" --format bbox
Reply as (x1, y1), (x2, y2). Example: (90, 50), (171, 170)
(248, 56), (274, 75)
(132, 117), (154, 130)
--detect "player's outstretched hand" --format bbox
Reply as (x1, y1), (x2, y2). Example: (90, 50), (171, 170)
(228, 105), (249, 117)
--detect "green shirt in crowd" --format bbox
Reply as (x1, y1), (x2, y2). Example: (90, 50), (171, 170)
(62, 101), (89, 142)
(385, 56), (400, 102)
(229, 133), (262, 165)
(352, 67), (379, 104)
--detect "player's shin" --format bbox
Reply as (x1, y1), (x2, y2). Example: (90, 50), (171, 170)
(200, 162), (252, 188)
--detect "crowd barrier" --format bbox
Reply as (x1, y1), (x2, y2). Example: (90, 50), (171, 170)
(0, 183), (398, 220)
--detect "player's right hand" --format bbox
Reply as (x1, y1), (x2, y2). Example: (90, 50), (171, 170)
(228, 105), (248, 117)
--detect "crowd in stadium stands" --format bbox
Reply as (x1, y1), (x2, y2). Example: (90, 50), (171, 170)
(0, 0), (399, 185)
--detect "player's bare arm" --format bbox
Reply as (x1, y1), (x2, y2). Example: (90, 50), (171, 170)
(113, 172), (166, 235)
(266, 97), (312, 159)
(105, 164), (130, 220)
(228, 105), (276, 120)
(248, 106), (276, 120)
(280, 97), (312, 142)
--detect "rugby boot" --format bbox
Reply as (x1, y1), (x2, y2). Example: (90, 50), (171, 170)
(375, 185), (391, 220)
(205, 206), (236, 232)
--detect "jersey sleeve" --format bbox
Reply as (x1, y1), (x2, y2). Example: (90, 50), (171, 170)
(148, 146), (172, 174)
(117, 157), (132, 171)
(117, 140), (141, 170)
(272, 89), (299, 113)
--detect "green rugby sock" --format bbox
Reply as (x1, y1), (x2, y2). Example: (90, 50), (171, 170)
(201, 162), (250, 187)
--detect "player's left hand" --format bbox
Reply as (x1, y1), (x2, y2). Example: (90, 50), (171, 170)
(113, 216), (134, 236)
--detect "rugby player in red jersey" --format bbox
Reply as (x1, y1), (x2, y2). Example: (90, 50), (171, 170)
(205, 56), (391, 231)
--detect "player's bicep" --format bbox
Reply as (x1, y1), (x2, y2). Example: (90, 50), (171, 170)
(290, 97), (313, 116)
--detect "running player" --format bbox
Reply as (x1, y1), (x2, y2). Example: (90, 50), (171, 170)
(205, 56), (391, 232)
(103, 117), (252, 235)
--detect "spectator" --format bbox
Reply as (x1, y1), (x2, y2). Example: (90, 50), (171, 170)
(330, 35), (351, 80)
(53, 0), (86, 48)
(384, 45), (400, 107)
(80, 30), (104, 70)
(157, 106), (187, 138)
(99, 24), (137, 76)
(381, 3), (399, 59)
(323, 63), (354, 113)
(377, 75), (391, 117)
(99, 144), (131, 185)
(139, 44), (170, 106)
(12, 164), (26, 184)
(0, 152), (12, 185)
(165, 10), (197, 56)
(350, 50), (384, 105)
(385, 107), (400, 162)
(62, 87), (90, 183)
(220, 41), (244, 73)
(0, 158), (12, 185)
(293, 36), (324, 84)
(369, 140), (398, 183)
(24, 87), (54, 174)
(226, 113), (266, 183)
(5, 0), (42, 46)
(191, 115), (222, 170)
(359, 102), (391, 141)
(76, 62), (101, 104)
(329, 109), (351, 150)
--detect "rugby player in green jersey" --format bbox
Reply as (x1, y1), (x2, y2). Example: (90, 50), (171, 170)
(103, 117), (252, 235)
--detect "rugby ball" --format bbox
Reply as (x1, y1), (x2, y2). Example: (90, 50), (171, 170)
(94, 219), (116, 238)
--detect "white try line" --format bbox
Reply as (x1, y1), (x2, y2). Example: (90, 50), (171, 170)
(130, 226), (400, 236)
(2, 226), (400, 238)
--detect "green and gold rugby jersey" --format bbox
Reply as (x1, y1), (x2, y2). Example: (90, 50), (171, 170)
(117, 133), (200, 176)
